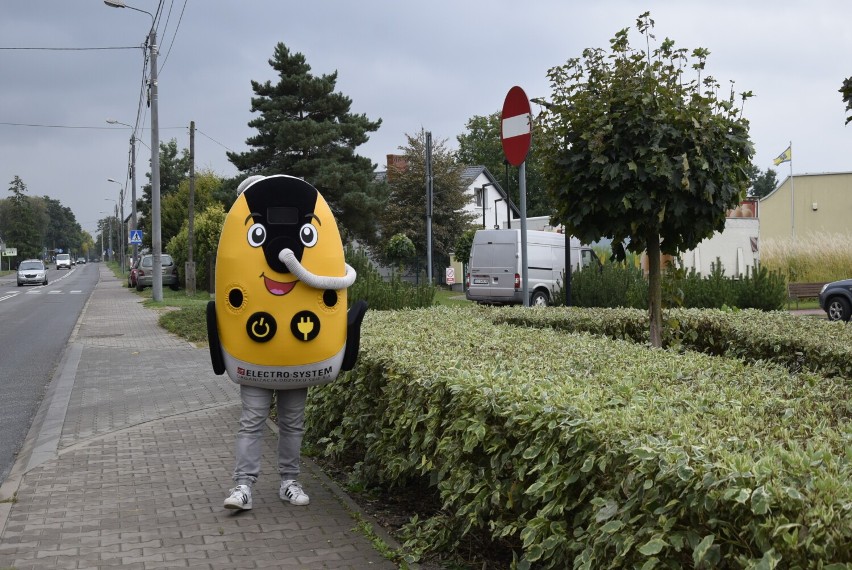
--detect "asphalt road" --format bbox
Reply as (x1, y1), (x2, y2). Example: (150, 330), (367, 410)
(0, 262), (98, 485)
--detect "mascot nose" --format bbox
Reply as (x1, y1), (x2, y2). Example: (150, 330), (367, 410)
(265, 236), (302, 273)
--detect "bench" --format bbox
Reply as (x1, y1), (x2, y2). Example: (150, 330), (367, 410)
(787, 282), (827, 309)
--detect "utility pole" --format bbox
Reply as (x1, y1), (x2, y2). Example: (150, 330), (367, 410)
(186, 120), (196, 295)
(425, 131), (433, 284)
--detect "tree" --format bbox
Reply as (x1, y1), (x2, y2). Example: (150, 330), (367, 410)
(747, 165), (778, 199)
(227, 42), (384, 243)
(2, 176), (43, 261)
(379, 130), (475, 276)
(137, 138), (191, 250)
(539, 13), (753, 346)
(166, 203), (227, 291)
(841, 77), (852, 125)
(456, 112), (553, 217)
(160, 170), (221, 246)
(384, 233), (416, 276)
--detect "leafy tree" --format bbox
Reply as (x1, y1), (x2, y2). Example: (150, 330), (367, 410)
(137, 138), (191, 250)
(166, 203), (227, 291)
(385, 233), (416, 276)
(39, 196), (82, 257)
(747, 165), (778, 199)
(539, 13), (753, 346)
(841, 77), (852, 125)
(160, 169), (221, 247)
(453, 227), (478, 266)
(379, 130), (475, 277)
(2, 176), (43, 261)
(456, 112), (553, 217)
(227, 42), (384, 243)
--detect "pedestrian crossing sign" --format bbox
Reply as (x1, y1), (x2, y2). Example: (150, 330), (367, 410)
(129, 230), (143, 245)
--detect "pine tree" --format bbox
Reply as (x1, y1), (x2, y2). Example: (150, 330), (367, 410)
(228, 43), (383, 242)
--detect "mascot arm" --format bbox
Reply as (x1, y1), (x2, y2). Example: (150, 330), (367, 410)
(206, 300), (226, 375)
(341, 300), (368, 371)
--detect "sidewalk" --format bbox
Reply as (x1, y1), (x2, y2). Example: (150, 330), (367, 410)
(0, 265), (400, 569)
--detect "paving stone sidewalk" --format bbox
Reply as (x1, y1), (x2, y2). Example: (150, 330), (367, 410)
(0, 265), (399, 569)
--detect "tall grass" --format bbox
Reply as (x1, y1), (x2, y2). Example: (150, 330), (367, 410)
(761, 232), (852, 282)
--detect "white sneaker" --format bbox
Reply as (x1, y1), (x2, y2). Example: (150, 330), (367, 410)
(224, 484), (252, 510)
(279, 479), (310, 505)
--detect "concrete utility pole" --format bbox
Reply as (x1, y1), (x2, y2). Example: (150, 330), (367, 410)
(425, 131), (433, 284)
(186, 120), (196, 295)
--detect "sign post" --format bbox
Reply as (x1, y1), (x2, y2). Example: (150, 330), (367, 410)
(501, 86), (532, 307)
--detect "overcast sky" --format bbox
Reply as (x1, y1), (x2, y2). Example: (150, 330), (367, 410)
(2, 1), (850, 237)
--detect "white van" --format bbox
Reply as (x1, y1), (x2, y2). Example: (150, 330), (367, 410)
(56, 253), (72, 270)
(465, 229), (599, 306)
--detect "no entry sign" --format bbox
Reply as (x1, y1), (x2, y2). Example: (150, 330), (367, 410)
(501, 86), (532, 167)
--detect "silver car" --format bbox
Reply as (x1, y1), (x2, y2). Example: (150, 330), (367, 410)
(135, 253), (180, 291)
(17, 259), (48, 286)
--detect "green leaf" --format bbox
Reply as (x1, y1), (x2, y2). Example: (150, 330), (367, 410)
(693, 534), (714, 566)
(751, 486), (771, 515)
(638, 538), (667, 556)
(595, 500), (619, 522)
(600, 520), (623, 533)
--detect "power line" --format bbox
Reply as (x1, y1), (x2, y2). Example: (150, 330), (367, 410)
(0, 46), (140, 51)
(195, 128), (234, 152)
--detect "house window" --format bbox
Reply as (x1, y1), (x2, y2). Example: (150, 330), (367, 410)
(474, 187), (484, 207)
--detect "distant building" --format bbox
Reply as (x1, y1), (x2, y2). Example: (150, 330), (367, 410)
(759, 172), (852, 240)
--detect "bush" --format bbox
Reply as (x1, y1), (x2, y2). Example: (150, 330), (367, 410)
(557, 262), (646, 308)
(562, 261), (787, 311)
(307, 307), (851, 568)
(346, 246), (436, 310)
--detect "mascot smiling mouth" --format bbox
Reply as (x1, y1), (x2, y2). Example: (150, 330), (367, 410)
(262, 274), (297, 296)
(262, 249), (356, 296)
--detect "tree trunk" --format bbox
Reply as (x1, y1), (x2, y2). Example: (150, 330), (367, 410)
(647, 236), (663, 348)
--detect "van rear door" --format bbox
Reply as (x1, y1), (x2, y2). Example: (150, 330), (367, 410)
(466, 233), (518, 303)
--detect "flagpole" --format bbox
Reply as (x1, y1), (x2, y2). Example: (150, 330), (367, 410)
(789, 141), (794, 240)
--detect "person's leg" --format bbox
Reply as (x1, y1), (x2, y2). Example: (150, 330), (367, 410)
(275, 387), (307, 479)
(276, 388), (310, 505)
(233, 385), (274, 486)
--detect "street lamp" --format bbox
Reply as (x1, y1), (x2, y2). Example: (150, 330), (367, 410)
(105, 0), (162, 301)
(107, 119), (139, 270)
(107, 178), (126, 272)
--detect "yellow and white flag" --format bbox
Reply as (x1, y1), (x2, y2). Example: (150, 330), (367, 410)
(773, 146), (792, 166)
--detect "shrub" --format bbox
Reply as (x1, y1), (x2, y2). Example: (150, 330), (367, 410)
(346, 246), (436, 310)
(307, 307), (852, 568)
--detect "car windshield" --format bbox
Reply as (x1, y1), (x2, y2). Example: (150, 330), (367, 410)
(20, 261), (43, 270)
(141, 255), (173, 268)
(57, 254), (70, 260)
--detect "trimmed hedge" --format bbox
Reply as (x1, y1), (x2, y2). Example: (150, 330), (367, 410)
(490, 306), (852, 380)
(306, 307), (851, 569)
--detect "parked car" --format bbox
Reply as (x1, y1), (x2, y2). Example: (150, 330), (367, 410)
(127, 257), (140, 288)
(819, 279), (852, 322)
(135, 253), (179, 291)
(77, 257), (86, 264)
(56, 253), (72, 269)
(17, 259), (48, 286)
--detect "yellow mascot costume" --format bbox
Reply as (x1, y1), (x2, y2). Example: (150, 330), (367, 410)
(206, 174), (367, 388)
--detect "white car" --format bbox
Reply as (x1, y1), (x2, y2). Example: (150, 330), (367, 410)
(56, 253), (72, 269)
(17, 259), (48, 286)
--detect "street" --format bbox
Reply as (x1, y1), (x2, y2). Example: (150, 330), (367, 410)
(0, 262), (98, 485)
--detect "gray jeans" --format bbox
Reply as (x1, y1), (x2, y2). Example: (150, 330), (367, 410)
(232, 384), (308, 486)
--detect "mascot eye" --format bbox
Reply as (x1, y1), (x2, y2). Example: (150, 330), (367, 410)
(247, 223), (266, 247)
(299, 223), (318, 247)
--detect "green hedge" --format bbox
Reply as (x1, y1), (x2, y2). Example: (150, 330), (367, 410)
(306, 307), (851, 569)
(491, 306), (852, 380)
(562, 263), (788, 311)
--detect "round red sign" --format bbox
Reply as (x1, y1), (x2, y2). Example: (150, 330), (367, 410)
(500, 86), (532, 167)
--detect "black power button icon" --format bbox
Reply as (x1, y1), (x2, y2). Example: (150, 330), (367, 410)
(246, 312), (277, 343)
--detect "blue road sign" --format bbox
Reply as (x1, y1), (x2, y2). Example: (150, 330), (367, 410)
(129, 230), (143, 245)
